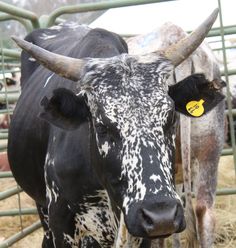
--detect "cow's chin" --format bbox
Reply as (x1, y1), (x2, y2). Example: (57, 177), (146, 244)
(147, 234), (172, 239)
(125, 226), (173, 240)
(125, 224), (185, 240)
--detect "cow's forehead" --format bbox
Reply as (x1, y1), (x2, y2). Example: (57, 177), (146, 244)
(82, 53), (173, 88)
(98, 89), (174, 131)
(82, 53), (174, 124)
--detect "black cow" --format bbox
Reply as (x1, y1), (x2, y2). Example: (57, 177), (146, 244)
(8, 10), (223, 247)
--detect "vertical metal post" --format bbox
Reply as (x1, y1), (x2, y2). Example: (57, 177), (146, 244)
(217, 0), (236, 176)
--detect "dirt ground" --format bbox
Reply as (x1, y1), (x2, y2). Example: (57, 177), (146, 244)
(0, 156), (235, 248)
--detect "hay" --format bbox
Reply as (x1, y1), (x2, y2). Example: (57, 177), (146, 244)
(0, 156), (236, 247)
(215, 209), (236, 248)
(0, 178), (42, 245)
(214, 156), (236, 248)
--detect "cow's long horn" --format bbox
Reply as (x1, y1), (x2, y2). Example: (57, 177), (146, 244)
(11, 36), (85, 82)
(164, 8), (218, 66)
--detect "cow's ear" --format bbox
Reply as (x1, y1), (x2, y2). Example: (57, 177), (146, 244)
(168, 74), (225, 117)
(39, 88), (90, 130)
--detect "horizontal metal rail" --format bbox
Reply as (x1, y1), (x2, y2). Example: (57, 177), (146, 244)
(0, 58), (20, 64)
(213, 45), (236, 51)
(222, 148), (233, 156)
(221, 68), (236, 76)
(0, 186), (22, 201)
(0, 220), (41, 248)
(0, 110), (13, 115)
(0, 133), (8, 139)
(0, 90), (20, 95)
(124, 24), (236, 39)
(183, 188), (236, 199)
(0, 129), (9, 133)
(216, 188), (236, 196)
(0, 69), (20, 74)
(0, 208), (38, 217)
(185, 25), (236, 38)
(0, 93), (20, 103)
(208, 25), (236, 37)
(0, 146), (8, 152)
(225, 109), (236, 116)
(0, 171), (13, 178)
(0, 62), (20, 67)
(44, 0), (175, 27)
(0, 14), (33, 32)
(0, 49), (21, 59)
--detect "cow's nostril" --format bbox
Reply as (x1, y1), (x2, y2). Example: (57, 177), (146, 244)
(174, 202), (186, 232)
(141, 208), (154, 227)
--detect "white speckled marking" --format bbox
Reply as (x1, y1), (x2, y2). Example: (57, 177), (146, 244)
(150, 174), (162, 183)
(63, 190), (117, 247)
(28, 57), (36, 62)
(39, 33), (57, 40)
(44, 73), (54, 88)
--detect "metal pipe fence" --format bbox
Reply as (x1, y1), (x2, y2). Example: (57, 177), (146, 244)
(0, 221), (42, 248)
(0, 187), (22, 201)
(0, 0), (236, 247)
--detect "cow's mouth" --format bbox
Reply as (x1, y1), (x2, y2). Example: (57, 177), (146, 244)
(148, 233), (172, 239)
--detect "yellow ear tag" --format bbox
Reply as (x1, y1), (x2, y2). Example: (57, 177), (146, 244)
(186, 99), (205, 117)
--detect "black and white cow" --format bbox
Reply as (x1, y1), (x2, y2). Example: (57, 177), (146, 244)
(8, 10), (223, 247)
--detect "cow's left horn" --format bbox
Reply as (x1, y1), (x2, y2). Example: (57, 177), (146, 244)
(164, 8), (218, 66)
(11, 36), (85, 82)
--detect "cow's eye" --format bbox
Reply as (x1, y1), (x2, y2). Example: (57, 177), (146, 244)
(96, 123), (108, 136)
(95, 122), (121, 143)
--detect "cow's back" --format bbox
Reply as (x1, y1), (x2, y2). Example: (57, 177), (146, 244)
(20, 24), (91, 88)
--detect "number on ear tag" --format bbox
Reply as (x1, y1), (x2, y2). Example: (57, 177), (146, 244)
(186, 99), (205, 117)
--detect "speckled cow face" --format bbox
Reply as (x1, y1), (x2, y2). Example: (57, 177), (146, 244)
(81, 53), (184, 237)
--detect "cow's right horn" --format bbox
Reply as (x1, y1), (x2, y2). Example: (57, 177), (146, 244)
(12, 36), (85, 82)
(164, 8), (219, 66)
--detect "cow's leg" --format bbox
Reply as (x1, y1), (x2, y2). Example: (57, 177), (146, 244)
(195, 153), (219, 248)
(36, 203), (54, 248)
(47, 197), (78, 248)
(190, 99), (224, 248)
(180, 116), (198, 248)
(191, 106), (224, 248)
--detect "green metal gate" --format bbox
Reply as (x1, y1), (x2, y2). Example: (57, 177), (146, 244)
(0, 0), (235, 247)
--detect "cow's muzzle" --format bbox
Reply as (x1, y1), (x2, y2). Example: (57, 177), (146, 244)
(125, 199), (186, 238)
